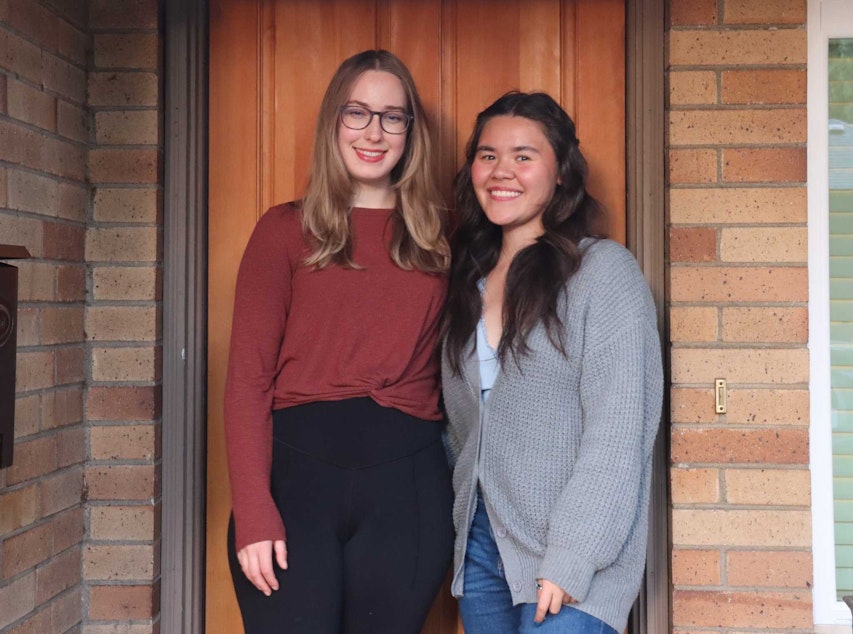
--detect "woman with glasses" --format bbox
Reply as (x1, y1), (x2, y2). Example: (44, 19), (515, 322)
(441, 92), (662, 634)
(225, 50), (453, 633)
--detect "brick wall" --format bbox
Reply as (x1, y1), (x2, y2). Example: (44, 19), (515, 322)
(83, 0), (162, 631)
(667, 0), (813, 631)
(0, 1), (162, 633)
(0, 1), (89, 631)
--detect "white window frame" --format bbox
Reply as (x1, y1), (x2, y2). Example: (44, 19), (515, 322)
(809, 0), (853, 626)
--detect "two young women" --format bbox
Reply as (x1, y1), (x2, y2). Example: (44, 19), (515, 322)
(225, 49), (662, 634)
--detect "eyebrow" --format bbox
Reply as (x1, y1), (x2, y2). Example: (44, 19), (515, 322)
(476, 144), (542, 154)
(345, 99), (406, 111)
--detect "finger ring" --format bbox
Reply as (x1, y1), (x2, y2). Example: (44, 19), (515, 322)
(535, 581), (543, 591)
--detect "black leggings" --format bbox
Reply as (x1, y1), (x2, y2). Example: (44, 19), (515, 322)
(227, 398), (454, 634)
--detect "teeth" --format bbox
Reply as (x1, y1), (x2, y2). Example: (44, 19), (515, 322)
(490, 190), (521, 199)
(358, 149), (384, 157)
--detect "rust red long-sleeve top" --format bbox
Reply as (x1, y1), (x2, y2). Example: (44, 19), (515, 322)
(224, 202), (447, 551)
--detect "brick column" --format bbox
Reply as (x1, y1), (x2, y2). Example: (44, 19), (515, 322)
(667, 1), (813, 631)
(0, 1), (88, 631)
(83, 0), (162, 630)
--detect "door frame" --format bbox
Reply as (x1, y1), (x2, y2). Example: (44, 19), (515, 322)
(159, 1), (668, 632)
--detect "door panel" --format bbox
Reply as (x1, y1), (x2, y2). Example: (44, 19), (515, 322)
(208, 2), (625, 632)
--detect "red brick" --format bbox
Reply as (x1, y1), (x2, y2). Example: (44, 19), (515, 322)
(670, 267), (808, 303)
(52, 506), (85, 552)
(41, 51), (86, 105)
(669, 187), (806, 225)
(91, 424), (159, 461)
(16, 350), (55, 392)
(86, 386), (161, 421)
(4, 0), (86, 65)
(35, 546), (81, 603)
(721, 307), (808, 343)
(669, 109), (806, 146)
(0, 573), (36, 629)
(671, 467), (720, 503)
(43, 221), (85, 261)
(725, 389), (809, 426)
(671, 347), (808, 384)
(89, 149), (160, 185)
(7, 609), (51, 634)
(669, 227), (717, 262)
(5, 435), (57, 485)
(57, 264), (86, 301)
(669, 30), (806, 65)
(2, 521), (52, 578)
(0, 486), (39, 533)
(85, 465), (159, 501)
(94, 33), (160, 70)
(722, 148), (806, 183)
(722, 69), (806, 105)
(7, 78), (56, 132)
(723, 0), (806, 24)
(57, 99), (87, 143)
(89, 0), (159, 29)
(88, 72), (159, 107)
(56, 345), (85, 384)
(671, 428), (808, 465)
(0, 29), (43, 85)
(672, 590), (811, 629)
(672, 549), (721, 586)
(41, 305), (84, 345)
(40, 466), (83, 517)
(727, 550), (812, 588)
(41, 386), (84, 430)
(83, 543), (159, 581)
(57, 426), (86, 467)
(89, 584), (158, 620)
(49, 585), (81, 632)
(669, 0), (717, 26)
(668, 149), (717, 185)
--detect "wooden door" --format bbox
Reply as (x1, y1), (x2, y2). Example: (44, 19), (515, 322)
(208, 1), (625, 632)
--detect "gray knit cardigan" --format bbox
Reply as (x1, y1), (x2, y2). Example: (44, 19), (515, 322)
(441, 239), (663, 633)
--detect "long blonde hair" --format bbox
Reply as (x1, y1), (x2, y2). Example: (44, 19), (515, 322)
(301, 49), (449, 272)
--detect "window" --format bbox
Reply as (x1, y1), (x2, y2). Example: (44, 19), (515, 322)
(810, 0), (853, 626)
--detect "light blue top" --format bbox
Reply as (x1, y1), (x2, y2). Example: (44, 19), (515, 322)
(476, 279), (500, 402)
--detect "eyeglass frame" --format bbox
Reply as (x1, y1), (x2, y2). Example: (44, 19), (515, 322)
(338, 105), (413, 135)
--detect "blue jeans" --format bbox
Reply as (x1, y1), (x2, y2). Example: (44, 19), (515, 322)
(458, 496), (618, 634)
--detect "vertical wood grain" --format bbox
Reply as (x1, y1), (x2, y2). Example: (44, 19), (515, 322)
(207, 2), (626, 632)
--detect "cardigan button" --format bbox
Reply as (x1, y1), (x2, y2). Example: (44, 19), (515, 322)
(512, 581), (522, 593)
(496, 526), (508, 538)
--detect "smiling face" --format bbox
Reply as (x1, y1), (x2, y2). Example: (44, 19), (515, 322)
(470, 115), (560, 244)
(336, 70), (409, 208)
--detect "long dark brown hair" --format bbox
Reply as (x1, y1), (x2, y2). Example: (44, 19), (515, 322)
(443, 91), (605, 374)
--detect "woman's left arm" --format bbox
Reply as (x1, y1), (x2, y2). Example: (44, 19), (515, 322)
(537, 247), (663, 604)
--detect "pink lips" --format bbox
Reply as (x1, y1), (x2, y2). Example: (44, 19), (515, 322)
(354, 148), (387, 163)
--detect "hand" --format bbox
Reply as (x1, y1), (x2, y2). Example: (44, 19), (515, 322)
(534, 578), (575, 623)
(237, 539), (288, 596)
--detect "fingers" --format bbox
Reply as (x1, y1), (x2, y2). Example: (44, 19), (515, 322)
(237, 541), (282, 596)
(274, 539), (288, 570)
(534, 589), (551, 623)
(534, 579), (571, 623)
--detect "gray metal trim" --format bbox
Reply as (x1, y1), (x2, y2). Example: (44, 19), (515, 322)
(626, 0), (670, 632)
(161, 0), (209, 631)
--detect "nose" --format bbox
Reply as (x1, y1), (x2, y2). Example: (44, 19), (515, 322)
(491, 156), (514, 179)
(363, 113), (383, 140)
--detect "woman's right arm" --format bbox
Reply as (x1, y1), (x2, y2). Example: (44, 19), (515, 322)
(224, 207), (295, 580)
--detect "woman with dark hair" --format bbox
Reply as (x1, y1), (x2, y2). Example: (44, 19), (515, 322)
(224, 50), (453, 633)
(442, 92), (663, 633)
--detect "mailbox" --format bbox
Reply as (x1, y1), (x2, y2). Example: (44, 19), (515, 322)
(0, 244), (31, 468)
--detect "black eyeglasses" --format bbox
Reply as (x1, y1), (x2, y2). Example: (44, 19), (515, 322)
(339, 106), (412, 135)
